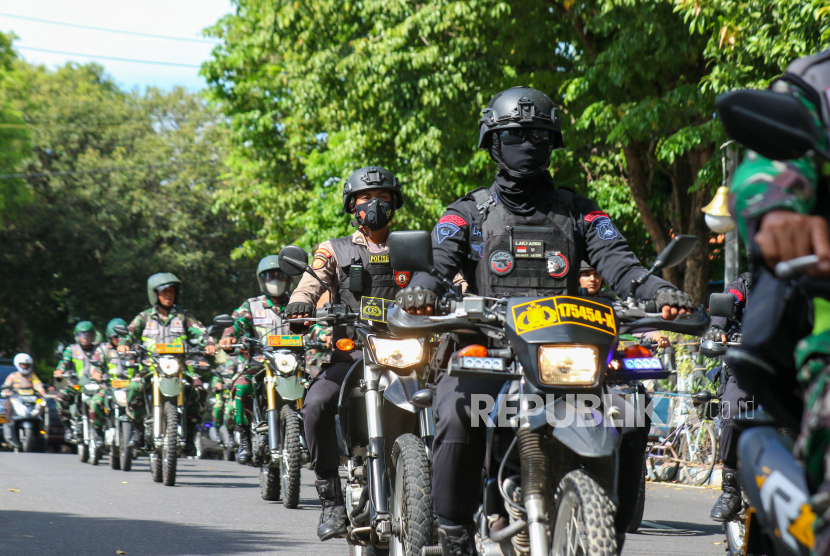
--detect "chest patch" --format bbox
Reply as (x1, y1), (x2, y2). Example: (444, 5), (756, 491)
(253, 310), (273, 326)
(394, 271), (410, 287)
(513, 240), (545, 259)
(545, 250), (569, 278)
(489, 250), (514, 276)
(369, 254), (390, 264)
(143, 321), (158, 335)
(170, 318), (185, 333)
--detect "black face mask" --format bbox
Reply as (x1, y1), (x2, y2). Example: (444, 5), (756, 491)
(497, 140), (552, 178)
(353, 198), (395, 230)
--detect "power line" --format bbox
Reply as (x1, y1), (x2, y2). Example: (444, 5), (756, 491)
(15, 46), (203, 68)
(0, 12), (220, 44)
(0, 160), (217, 180)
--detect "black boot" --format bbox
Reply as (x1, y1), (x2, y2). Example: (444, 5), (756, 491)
(315, 477), (348, 541)
(236, 427), (252, 465)
(128, 422), (144, 448)
(711, 470), (743, 522)
(4, 424), (21, 449)
(63, 427), (74, 444)
(183, 422), (199, 456)
(438, 524), (474, 556)
(92, 427), (104, 447)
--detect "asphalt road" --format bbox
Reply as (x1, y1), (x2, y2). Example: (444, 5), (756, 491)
(0, 452), (724, 555)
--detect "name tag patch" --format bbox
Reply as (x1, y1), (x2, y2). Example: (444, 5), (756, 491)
(369, 254), (390, 264)
(513, 240), (544, 259)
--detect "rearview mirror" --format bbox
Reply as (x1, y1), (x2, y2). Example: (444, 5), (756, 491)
(278, 246), (309, 277)
(388, 231), (434, 273)
(205, 324), (223, 339)
(213, 314), (234, 328)
(717, 89), (823, 161)
(654, 235), (698, 270)
(709, 293), (736, 319)
(112, 325), (129, 337)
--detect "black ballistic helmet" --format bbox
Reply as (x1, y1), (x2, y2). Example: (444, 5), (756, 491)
(341, 166), (404, 214)
(478, 86), (565, 151)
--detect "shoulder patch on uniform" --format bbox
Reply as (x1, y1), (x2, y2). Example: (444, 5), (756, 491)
(314, 247), (333, 260)
(436, 222), (461, 244)
(584, 211), (610, 223)
(311, 257), (327, 270)
(439, 214), (468, 227)
(729, 288), (744, 302)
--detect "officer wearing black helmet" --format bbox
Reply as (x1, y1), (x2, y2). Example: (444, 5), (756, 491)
(285, 166), (405, 542)
(398, 86), (694, 554)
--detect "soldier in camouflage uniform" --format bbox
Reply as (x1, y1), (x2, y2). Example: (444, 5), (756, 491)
(118, 273), (216, 454)
(219, 255), (291, 463)
(54, 321), (101, 442)
(726, 48), (830, 553)
(305, 324), (332, 372)
(210, 351), (245, 438)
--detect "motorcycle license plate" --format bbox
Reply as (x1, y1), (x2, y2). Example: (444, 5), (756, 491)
(17, 389), (34, 395)
(0, 414), (5, 424)
(111, 379), (129, 388)
(267, 335), (303, 347)
(155, 343), (184, 354)
(622, 357), (662, 370)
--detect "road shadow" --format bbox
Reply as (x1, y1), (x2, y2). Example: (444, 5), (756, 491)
(634, 520), (722, 537)
(0, 510), (305, 556)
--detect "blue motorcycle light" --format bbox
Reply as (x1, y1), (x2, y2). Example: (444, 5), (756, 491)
(622, 357), (662, 371)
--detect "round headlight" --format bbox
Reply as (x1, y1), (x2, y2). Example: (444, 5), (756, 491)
(114, 389), (128, 407)
(273, 353), (298, 374)
(159, 358), (180, 377)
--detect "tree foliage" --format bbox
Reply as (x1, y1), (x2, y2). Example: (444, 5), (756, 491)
(0, 59), (256, 370)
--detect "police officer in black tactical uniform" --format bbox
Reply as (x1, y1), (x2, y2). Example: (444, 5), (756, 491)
(285, 166), (404, 542)
(396, 86), (695, 555)
(705, 272), (753, 522)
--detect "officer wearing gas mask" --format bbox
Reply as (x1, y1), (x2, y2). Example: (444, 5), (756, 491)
(398, 86), (694, 554)
(285, 166), (405, 542)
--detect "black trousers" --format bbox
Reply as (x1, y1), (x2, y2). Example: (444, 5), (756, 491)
(432, 371), (504, 524)
(719, 374), (751, 471)
(302, 360), (354, 481)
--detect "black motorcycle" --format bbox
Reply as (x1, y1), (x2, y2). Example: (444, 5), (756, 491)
(385, 231), (708, 556)
(279, 245), (436, 556)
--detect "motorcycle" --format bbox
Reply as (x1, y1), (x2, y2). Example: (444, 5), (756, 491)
(112, 324), (207, 486)
(207, 369), (238, 461)
(2, 388), (47, 452)
(104, 363), (139, 471)
(714, 85), (830, 556)
(72, 363), (109, 466)
(383, 231), (708, 556)
(210, 319), (310, 508)
(278, 245), (437, 556)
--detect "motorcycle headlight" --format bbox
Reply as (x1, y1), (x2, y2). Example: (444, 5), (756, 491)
(368, 337), (424, 369)
(272, 352), (298, 374)
(538, 345), (599, 386)
(159, 358), (180, 377)
(114, 389), (128, 407)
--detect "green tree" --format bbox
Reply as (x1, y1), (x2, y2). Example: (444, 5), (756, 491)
(0, 31), (31, 226)
(0, 60), (256, 371)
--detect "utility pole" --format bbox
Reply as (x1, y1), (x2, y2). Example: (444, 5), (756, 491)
(723, 143), (739, 285)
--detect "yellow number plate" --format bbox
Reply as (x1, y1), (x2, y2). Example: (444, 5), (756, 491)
(267, 335), (303, 347)
(18, 389), (34, 395)
(111, 379), (129, 388)
(0, 414), (5, 424)
(511, 296), (617, 336)
(155, 343), (184, 354)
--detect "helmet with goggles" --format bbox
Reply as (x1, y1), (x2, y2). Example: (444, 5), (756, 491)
(257, 255), (290, 298)
(478, 86), (564, 151)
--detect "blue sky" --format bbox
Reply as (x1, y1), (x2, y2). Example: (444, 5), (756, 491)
(0, 0), (234, 92)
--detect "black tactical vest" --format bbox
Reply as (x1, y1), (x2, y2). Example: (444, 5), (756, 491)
(471, 188), (584, 298)
(329, 236), (400, 361)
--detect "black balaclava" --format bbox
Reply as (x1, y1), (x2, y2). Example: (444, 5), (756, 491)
(489, 133), (555, 215)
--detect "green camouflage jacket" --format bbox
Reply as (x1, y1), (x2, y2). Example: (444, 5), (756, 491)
(56, 343), (101, 378)
(123, 304), (213, 350)
(221, 295), (288, 342)
(729, 83), (827, 242)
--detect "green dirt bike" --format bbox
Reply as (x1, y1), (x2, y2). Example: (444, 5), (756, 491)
(113, 324), (208, 486)
(214, 315), (310, 508)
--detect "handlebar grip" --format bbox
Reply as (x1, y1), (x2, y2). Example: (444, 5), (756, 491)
(775, 255), (819, 279)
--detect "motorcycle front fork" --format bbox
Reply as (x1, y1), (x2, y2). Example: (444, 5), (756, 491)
(151, 371), (185, 445)
(364, 363), (391, 540)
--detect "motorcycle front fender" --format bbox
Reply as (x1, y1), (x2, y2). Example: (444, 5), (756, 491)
(274, 375), (305, 401)
(380, 370), (421, 414)
(159, 377), (182, 397)
(532, 395), (619, 458)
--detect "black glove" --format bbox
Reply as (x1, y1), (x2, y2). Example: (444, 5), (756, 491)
(702, 326), (725, 343)
(285, 302), (314, 333)
(654, 288), (695, 312)
(395, 286), (438, 312)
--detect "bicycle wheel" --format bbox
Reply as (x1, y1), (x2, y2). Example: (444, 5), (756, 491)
(646, 437), (680, 482)
(681, 421), (718, 485)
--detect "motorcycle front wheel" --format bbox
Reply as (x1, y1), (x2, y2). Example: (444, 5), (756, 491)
(389, 434), (433, 556)
(120, 421), (132, 471)
(550, 470), (617, 556)
(21, 424), (40, 453)
(220, 425), (235, 461)
(724, 514), (746, 556)
(150, 450), (163, 482)
(280, 405), (302, 509)
(260, 464), (280, 502)
(78, 441), (89, 463)
(162, 400), (178, 486)
(90, 437), (101, 466)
